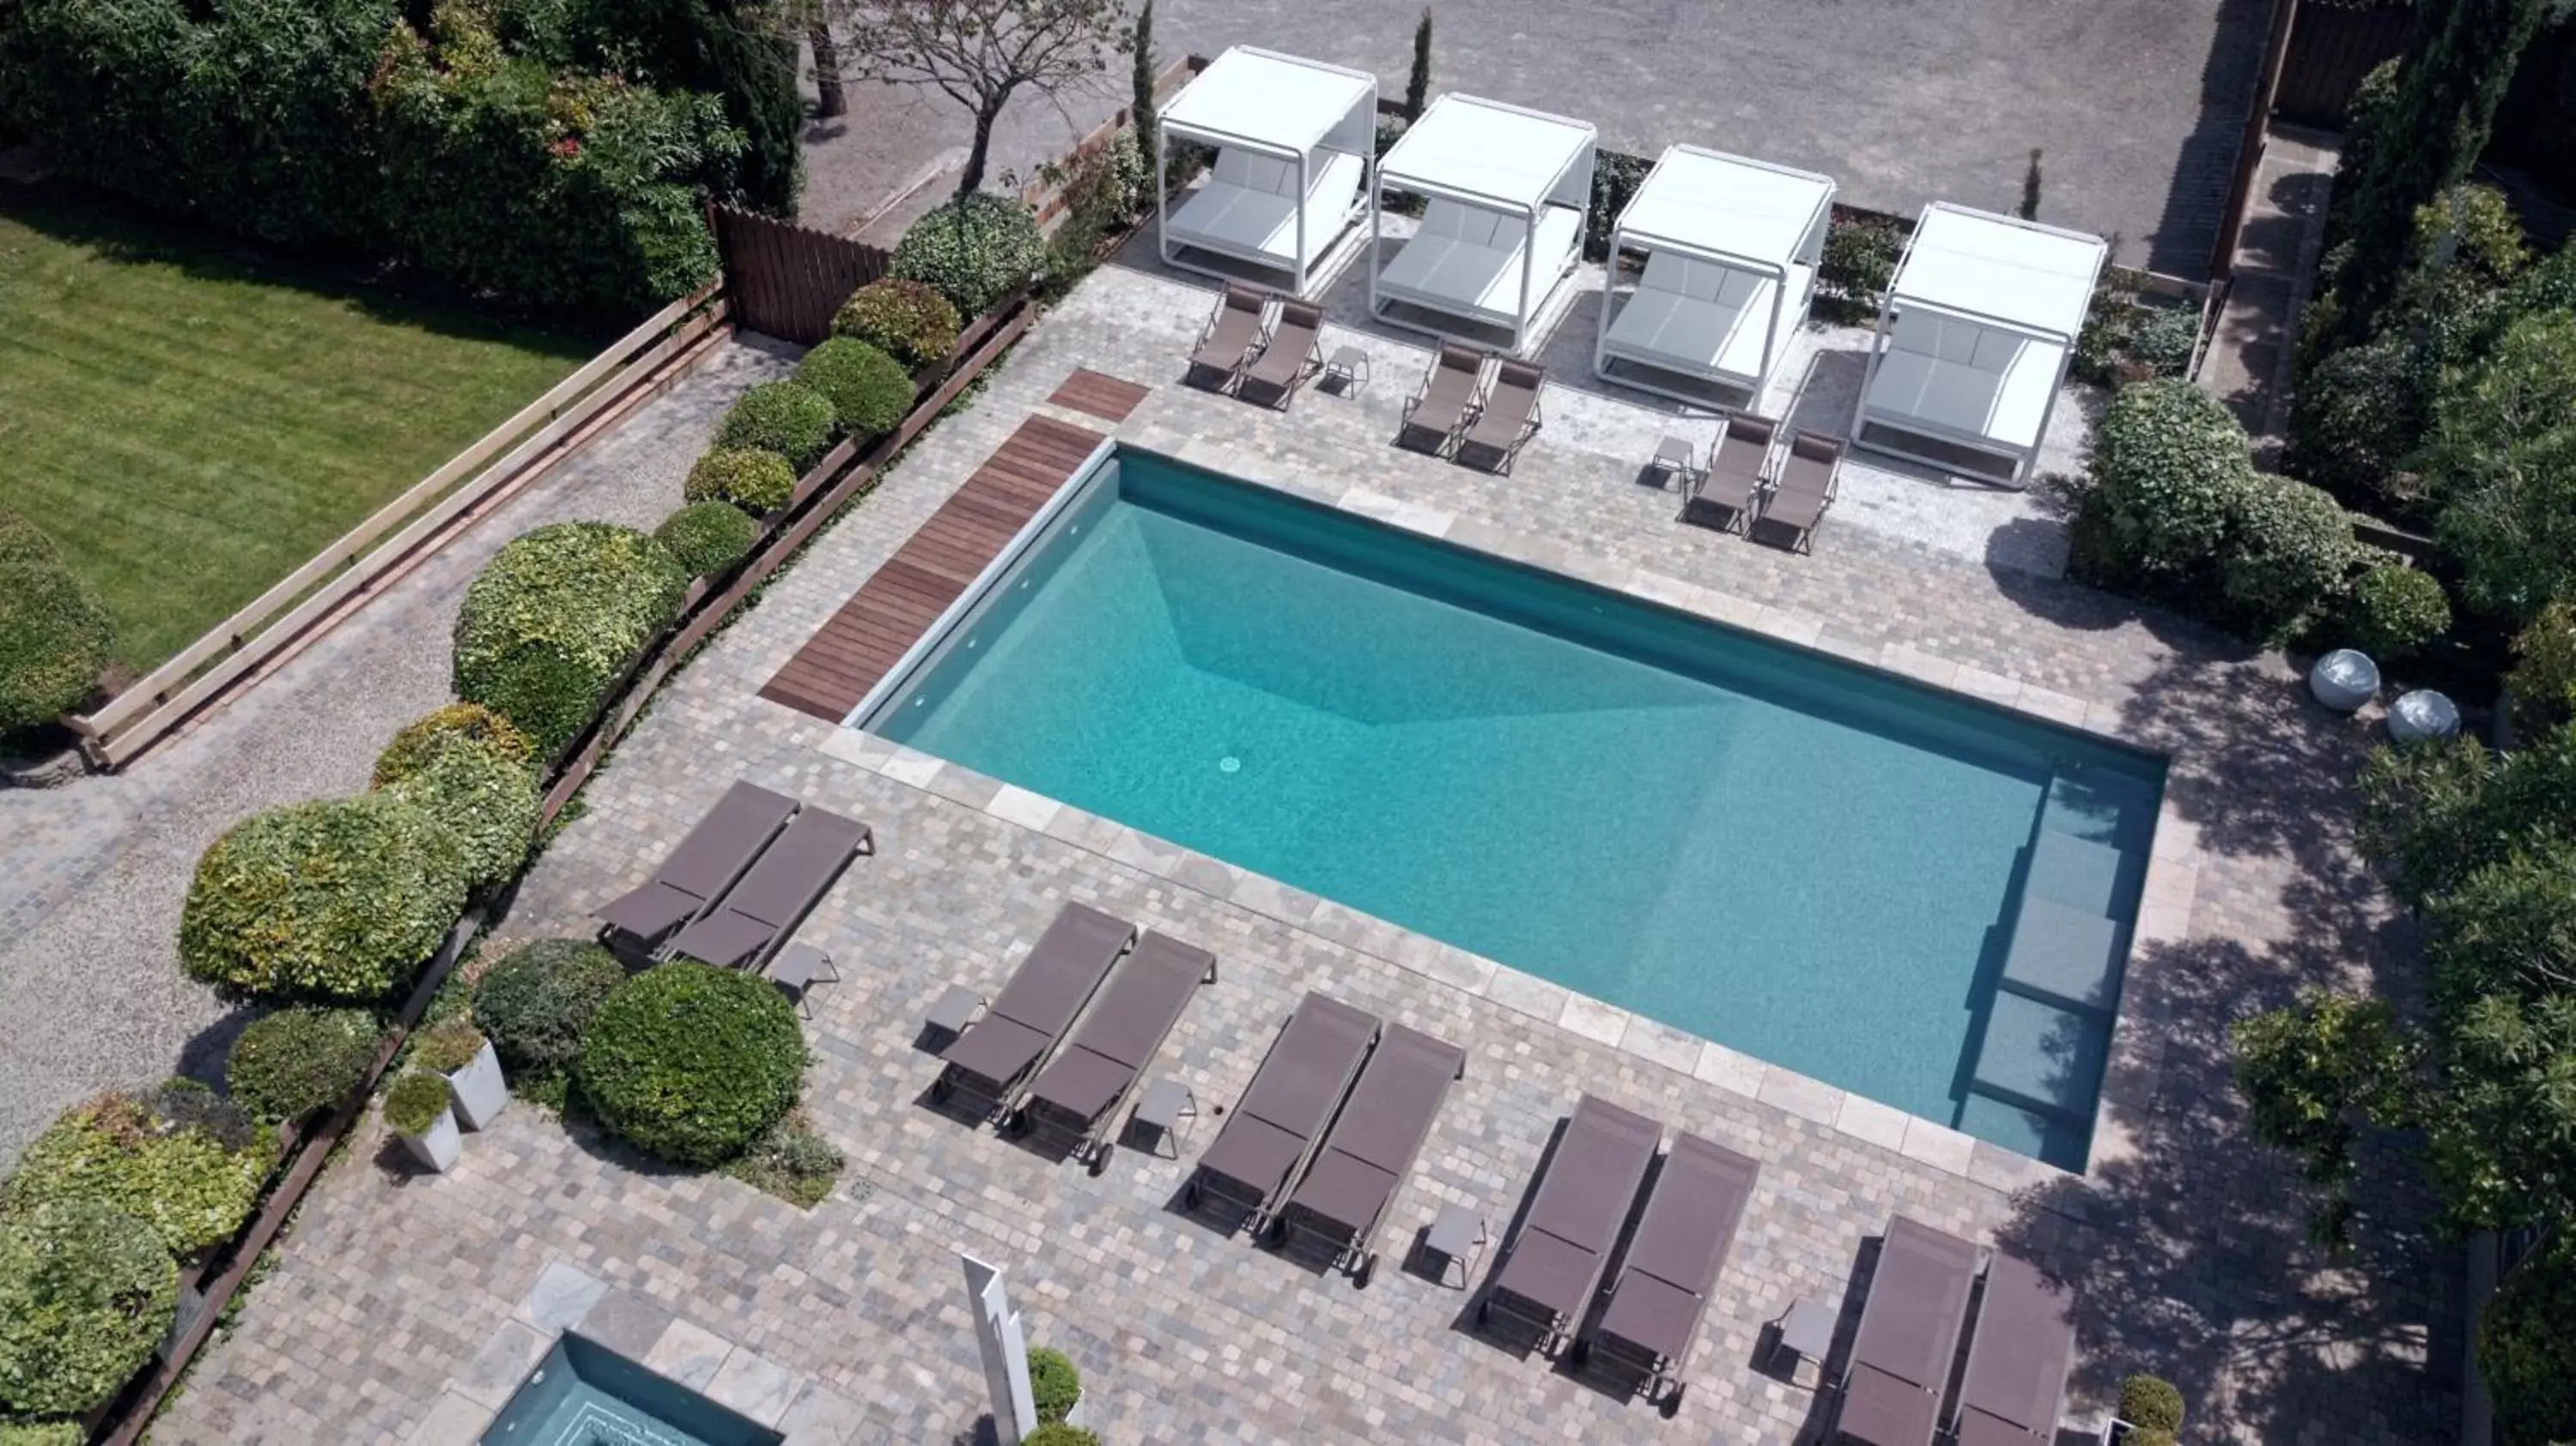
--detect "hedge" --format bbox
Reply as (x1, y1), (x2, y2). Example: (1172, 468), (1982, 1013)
(2481, 1232), (2576, 1445)
(2076, 379), (2252, 592)
(713, 383), (835, 474)
(832, 278), (961, 369)
(0, 1422), (86, 1446)
(891, 194), (1044, 318)
(2508, 601), (2576, 735)
(372, 702), (536, 788)
(0, 1201), (179, 1419)
(684, 447), (800, 517)
(179, 793), (468, 1001)
(2285, 334), (2430, 513)
(0, 1091), (274, 1258)
(453, 522), (689, 756)
(578, 963), (805, 1166)
(0, 555), (114, 734)
(798, 338), (914, 441)
(654, 501), (760, 580)
(474, 939), (628, 1077)
(2216, 476), (2356, 637)
(381, 733), (541, 891)
(226, 1007), (381, 1121)
(2344, 564), (2451, 660)
(2118, 1374), (2185, 1432)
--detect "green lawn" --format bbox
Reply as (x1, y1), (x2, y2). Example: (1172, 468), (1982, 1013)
(0, 182), (605, 675)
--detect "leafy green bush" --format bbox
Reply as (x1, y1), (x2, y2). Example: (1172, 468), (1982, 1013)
(226, 1008), (380, 1121)
(720, 1112), (843, 1207)
(0, 1201), (179, 1418)
(1021, 1426), (1099, 1446)
(0, 1091), (275, 1258)
(2117, 1373), (2185, 1432)
(373, 702), (535, 788)
(474, 939), (628, 1078)
(453, 522), (689, 755)
(685, 447), (799, 517)
(0, 553), (114, 733)
(382, 1072), (453, 1135)
(382, 732), (540, 892)
(1820, 214), (1903, 307)
(2481, 1231), (2576, 1445)
(2343, 564), (2451, 660)
(2424, 841), (2576, 1022)
(578, 963), (805, 1167)
(833, 278), (962, 369)
(179, 794), (468, 1001)
(2128, 304), (2202, 378)
(798, 337), (914, 441)
(1028, 1346), (1080, 1425)
(654, 501), (761, 579)
(891, 194), (1045, 318)
(2285, 335), (2432, 513)
(2358, 732), (2505, 907)
(1584, 149), (1651, 261)
(0, 512), (61, 568)
(0, 1421), (88, 1445)
(713, 383), (835, 474)
(2217, 477), (2356, 637)
(2071, 379), (2254, 594)
(2507, 601), (2576, 735)
(412, 1015), (487, 1074)
(2427, 313), (2576, 623)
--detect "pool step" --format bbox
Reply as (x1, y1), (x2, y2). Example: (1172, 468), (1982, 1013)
(2000, 895), (2127, 1015)
(1965, 992), (2110, 1127)
(2024, 828), (2145, 916)
(2043, 770), (2160, 853)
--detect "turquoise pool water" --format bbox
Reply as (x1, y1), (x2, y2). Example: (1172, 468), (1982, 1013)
(872, 451), (2161, 1169)
(481, 1335), (782, 1446)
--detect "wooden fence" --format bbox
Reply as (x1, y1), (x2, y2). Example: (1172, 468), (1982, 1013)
(2275, 2), (2415, 125)
(708, 203), (889, 344)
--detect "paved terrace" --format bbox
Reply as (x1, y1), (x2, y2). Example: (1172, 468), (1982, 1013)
(161, 256), (2454, 1444)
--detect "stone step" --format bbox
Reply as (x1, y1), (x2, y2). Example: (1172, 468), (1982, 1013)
(1966, 991), (2109, 1125)
(2024, 827), (2144, 917)
(2001, 894), (2128, 1015)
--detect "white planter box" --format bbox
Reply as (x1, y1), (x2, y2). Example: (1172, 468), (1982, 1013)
(1062, 1387), (1088, 1431)
(444, 1039), (508, 1130)
(399, 1107), (461, 1173)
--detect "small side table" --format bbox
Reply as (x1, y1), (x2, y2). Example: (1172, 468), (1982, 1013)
(1767, 1297), (1836, 1387)
(1130, 1078), (1198, 1157)
(766, 942), (841, 1018)
(1652, 434), (1699, 489)
(926, 983), (984, 1040)
(1324, 345), (1371, 397)
(1423, 1202), (1488, 1289)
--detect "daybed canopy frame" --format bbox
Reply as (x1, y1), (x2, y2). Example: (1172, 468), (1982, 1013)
(1368, 94), (1597, 355)
(1155, 48), (1379, 298)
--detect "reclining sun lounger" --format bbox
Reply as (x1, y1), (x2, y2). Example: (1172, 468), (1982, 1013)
(1455, 358), (1546, 474)
(1012, 930), (1217, 1170)
(1276, 1023), (1466, 1285)
(1184, 991), (1380, 1235)
(1479, 1093), (1661, 1357)
(1577, 1130), (1759, 1411)
(1683, 413), (1776, 533)
(1239, 298), (1323, 410)
(1830, 1216), (1984, 1446)
(661, 805), (872, 970)
(933, 902), (1136, 1120)
(1949, 1251), (2075, 1446)
(1397, 343), (1486, 456)
(1187, 284), (1269, 392)
(592, 781), (799, 956)
(1758, 429), (1844, 554)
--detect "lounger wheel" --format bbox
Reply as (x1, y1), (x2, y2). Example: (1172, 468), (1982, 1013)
(1659, 1383), (1684, 1419)
(1352, 1253), (1375, 1289)
(1087, 1141), (1111, 1176)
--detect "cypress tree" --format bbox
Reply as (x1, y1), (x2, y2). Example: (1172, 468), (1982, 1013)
(1406, 9), (1432, 122)
(1132, 0), (1157, 160)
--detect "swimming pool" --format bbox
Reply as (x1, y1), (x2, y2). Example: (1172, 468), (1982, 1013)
(864, 448), (2162, 1170)
(482, 1334), (782, 1445)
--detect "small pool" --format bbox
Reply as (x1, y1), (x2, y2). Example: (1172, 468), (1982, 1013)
(865, 448), (2163, 1170)
(482, 1334), (783, 1446)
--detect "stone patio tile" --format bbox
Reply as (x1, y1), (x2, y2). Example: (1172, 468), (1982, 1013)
(513, 1261), (609, 1334)
(642, 1318), (735, 1392)
(1900, 1117), (1979, 1176)
(407, 1391), (495, 1446)
(1834, 1094), (1912, 1153)
(576, 1288), (676, 1359)
(779, 1378), (871, 1445)
(451, 1321), (550, 1411)
(1756, 1067), (1841, 1126)
(706, 1347), (801, 1426)
(1692, 1042), (1765, 1097)
(1557, 993), (1628, 1046)
(986, 785), (1061, 833)
(1483, 968), (1569, 1024)
(1619, 1015), (1703, 1075)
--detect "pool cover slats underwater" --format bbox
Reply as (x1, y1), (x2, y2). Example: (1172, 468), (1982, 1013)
(866, 448), (2163, 1170)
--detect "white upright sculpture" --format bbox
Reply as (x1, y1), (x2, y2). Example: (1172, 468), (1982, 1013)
(961, 1252), (1039, 1445)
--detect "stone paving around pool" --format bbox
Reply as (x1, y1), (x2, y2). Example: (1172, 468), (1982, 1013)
(157, 257), (2458, 1445)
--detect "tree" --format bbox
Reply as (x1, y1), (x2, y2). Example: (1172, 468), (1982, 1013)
(2019, 148), (2043, 221)
(1405, 8), (1433, 122)
(803, 2), (848, 119)
(2427, 313), (2576, 622)
(1129, 0), (1154, 159)
(834, 0), (1131, 198)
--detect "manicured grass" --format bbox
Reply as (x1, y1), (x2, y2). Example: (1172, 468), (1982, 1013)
(0, 182), (605, 675)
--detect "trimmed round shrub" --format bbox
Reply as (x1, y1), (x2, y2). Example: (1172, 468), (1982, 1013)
(2343, 564), (2451, 660)
(2286, 335), (2431, 513)
(2507, 600), (2576, 735)
(453, 522), (689, 756)
(0, 1201), (179, 1418)
(2481, 1232), (2576, 1445)
(474, 939), (627, 1076)
(0, 512), (64, 568)
(2118, 1373), (2185, 1432)
(2216, 477), (2355, 637)
(372, 702), (535, 788)
(797, 337), (914, 441)
(179, 794), (469, 1001)
(832, 277), (961, 369)
(654, 501), (761, 580)
(1021, 1427), (1099, 1446)
(891, 194), (1046, 318)
(713, 381), (835, 474)
(1028, 1346), (1080, 1425)
(0, 1092), (274, 1258)
(0, 556), (113, 733)
(685, 447), (799, 517)
(226, 1008), (380, 1121)
(382, 735), (541, 892)
(382, 1072), (453, 1135)
(2074, 379), (2256, 594)
(578, 963), (805, 1167)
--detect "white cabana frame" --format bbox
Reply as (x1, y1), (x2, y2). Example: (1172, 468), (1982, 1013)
(1850, 202), (2109, 486)
(1592, 145), (1835, 406)
(1156, 47), (1379, 298)
(1370, 94), (1597, 355)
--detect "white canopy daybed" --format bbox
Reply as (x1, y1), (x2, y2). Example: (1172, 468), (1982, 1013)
(1370, 94), (1596, 354)
(1593, 146), (1834, 405)
(1851, 203), (2108, 485)
(1157, 46), (1378, 297)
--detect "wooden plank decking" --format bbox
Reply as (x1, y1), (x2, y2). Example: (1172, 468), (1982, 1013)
(759, 414), (1104, 721)
(1048, 368), (1152, 422)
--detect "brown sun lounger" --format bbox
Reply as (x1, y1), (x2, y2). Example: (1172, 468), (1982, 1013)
(662, 805), (872, 970)
(933, 903), (1136, 1120)
(1949, 1252), (2075, 1446)
(1479, 1094), (1662, 1357)
(1455, 358), (1546, 474)
(1758, 429), (1844, 554)
(1276, 1023), (1466, 1285)
(1185, 992), (1381, 1235)
(1397, 343), (1486, 456)
(593, 781), (799, 957)
(1830, 1216), (1985, 1446)
(1239, 298), (1322, 410)
(1683, 413), (1777, 533)
(1577, 1131), (1759, 1410)
(1012, 930), (1217, 1170)
(1187, 284), (1268, 392)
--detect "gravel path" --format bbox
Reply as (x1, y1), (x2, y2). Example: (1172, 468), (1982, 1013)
(0, 339), (792, 1168)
